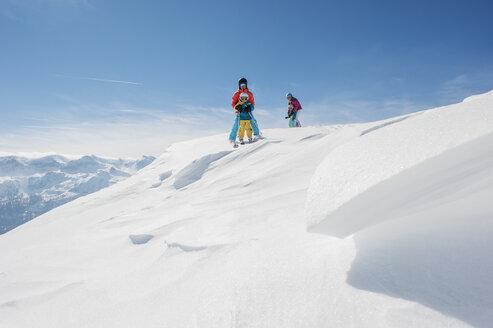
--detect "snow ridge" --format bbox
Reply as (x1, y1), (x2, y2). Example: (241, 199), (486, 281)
(306, 90), (493, 235)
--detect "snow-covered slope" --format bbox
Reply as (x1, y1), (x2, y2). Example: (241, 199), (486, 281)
(0, 91), (492, 327)
(0, 154), (155, 233)
(306, 89), (493, 236)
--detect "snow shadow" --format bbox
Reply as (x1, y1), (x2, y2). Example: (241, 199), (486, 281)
(151, 171), (173, 188)
(159, 170), (172, 181)
(348, 212), (493, 327)
(299, 133), (325, 142)
(173, 151), (232, 189)
(164, 240), (224, 252)
(129, 234), (154, 245)
(345, 134), (493, 327)
(360, 115), (411, 136)
(165, 241), (207, 252)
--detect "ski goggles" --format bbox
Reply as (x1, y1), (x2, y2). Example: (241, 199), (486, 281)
(240, 97), (248, 102)
(240, 83), (247, 88)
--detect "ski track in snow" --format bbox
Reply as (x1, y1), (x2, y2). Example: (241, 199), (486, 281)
(1, 90), (493, 327)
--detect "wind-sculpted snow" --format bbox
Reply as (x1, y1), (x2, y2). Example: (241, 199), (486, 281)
(346, 132), (493, 327)
(304, 90), (493, 327)
(1, 92), (493, 328)
(0, 154), (155, 233)
(306, 90), (493, 235)
(172, 151), (232, 189)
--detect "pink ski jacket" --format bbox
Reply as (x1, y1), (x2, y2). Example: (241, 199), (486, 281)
(289, 97), (302, 112)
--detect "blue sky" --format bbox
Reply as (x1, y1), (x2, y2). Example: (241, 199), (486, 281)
(1, 0), (492, 157)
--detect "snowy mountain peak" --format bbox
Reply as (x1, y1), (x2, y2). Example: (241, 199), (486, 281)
(0, 154), (155, 233)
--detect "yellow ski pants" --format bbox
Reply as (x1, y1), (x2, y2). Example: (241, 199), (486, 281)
(238, 120), (252, 138)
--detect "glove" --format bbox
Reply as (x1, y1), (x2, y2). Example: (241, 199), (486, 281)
(244, 105), (251, 113)
(235, 104), (243, 112)
(285, 116), (289, 119)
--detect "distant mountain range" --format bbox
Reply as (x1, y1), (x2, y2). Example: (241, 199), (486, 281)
(0, 154), (155, 233)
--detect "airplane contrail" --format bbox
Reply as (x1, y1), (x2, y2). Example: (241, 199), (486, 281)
(55, 74), (143, 85)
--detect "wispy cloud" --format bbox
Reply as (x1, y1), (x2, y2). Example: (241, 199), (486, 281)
(300, 96), (427, 125)
(0, 104), (237, 157)
(55, 74), (143, 85)
(437, 70), (493, 105)
(20, 125), (82, 130)
(1, 88), (447, 158)
(438, 74), (473, 103)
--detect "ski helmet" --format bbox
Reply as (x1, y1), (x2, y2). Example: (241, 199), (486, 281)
(286, 92), (293, 99)
(240, 92), (249, 101)
(238, 77), (248, 88)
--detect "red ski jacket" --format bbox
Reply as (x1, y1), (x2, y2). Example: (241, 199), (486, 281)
(231, 88), (255, 108)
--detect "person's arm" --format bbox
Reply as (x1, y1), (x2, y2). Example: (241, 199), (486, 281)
(234, 103), (243, 113)
(242, 104), (251, 113)
(248, 91), (255, 107)
(231, 91), (239, 108)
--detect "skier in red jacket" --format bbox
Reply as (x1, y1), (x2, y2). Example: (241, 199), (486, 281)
(228, 77), (260, 145)
(231, 77), (255, 108)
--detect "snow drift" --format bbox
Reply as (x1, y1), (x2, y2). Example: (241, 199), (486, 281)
(0, 90), (493, 328)
(306, 90), (493, 236)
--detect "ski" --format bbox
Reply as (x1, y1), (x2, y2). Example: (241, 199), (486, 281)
(231, 137), (262, 148)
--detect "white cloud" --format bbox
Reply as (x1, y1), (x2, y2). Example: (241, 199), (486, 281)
(438, 74), (473, 103)
(437, 71), (493, 104)
(299, 96), (427, 125)
(0, 99), (295, 157)
(1, 91), (439, 158)
(0, 106), (238, 158)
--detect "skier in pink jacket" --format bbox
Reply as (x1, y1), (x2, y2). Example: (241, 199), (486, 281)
(286, 93), (302, 127)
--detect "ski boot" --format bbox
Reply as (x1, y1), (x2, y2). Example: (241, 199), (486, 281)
(248, 137), (253, 144)
(239, 138), (245, 145)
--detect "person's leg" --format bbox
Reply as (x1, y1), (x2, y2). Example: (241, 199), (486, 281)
(238, 120), (246, 138)
(246, 121), (252, 138)
(229, 115), (240, 141)
(295, 111), (301, 127)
